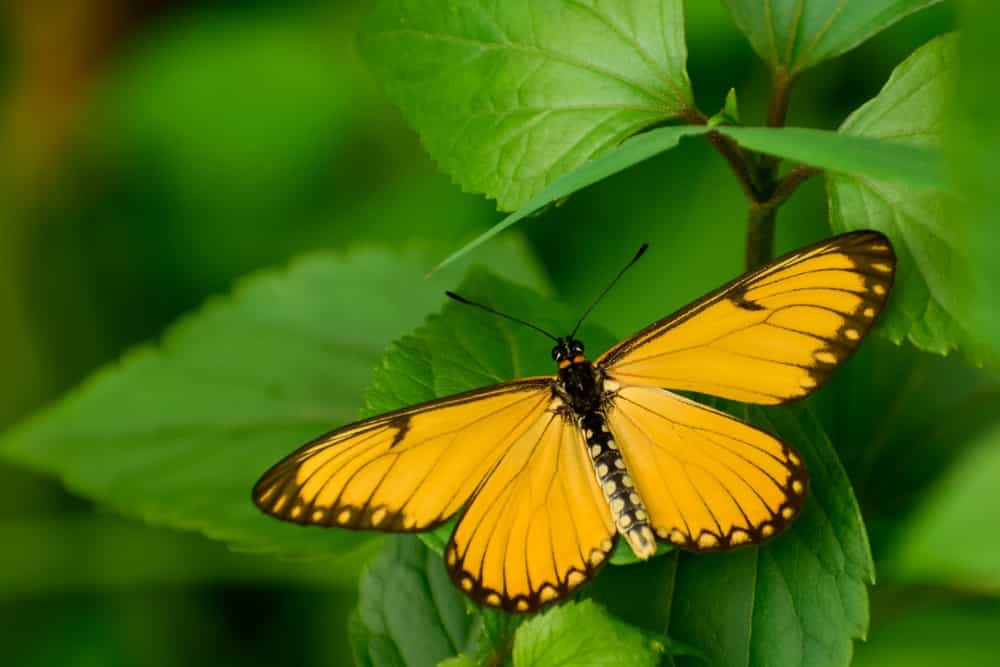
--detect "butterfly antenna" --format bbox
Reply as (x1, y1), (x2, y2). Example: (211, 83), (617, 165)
(570, 243), (649, 338)
(445, 291), (561, 342)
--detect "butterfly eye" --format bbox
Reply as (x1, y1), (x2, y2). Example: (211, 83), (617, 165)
(571, 341), (585, 355)
(551, 347), (563, 361)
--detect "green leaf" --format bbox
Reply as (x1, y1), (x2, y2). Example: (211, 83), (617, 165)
(951, 0), (1000, 364)
(853, 599), (1000, 667)
(718, 126), (944, 187)
(721, 0), (943, 74)
(885, 421), (1000, 591)
(360, 0), (694, 211)
(513, 600), (663, 667)
(0, 240), (547, 558)
(351, 535), (476, 667)
(668, 405), (873, 667)
(432, 125), (706, 272)
(826, 34), (989, 363)
(813, 339), (1000, 558)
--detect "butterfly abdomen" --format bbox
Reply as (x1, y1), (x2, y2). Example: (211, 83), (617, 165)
(579, 410), (657, 559)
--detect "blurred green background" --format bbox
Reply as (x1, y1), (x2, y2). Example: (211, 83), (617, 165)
(2, 1), (993, 665)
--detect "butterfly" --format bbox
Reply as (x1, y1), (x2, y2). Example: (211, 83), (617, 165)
(254, 230), (895, 613)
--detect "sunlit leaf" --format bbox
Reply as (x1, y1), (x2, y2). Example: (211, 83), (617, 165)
(513, 600), (663, 667)
(826, 34), (990, 363)
(721, 0), (943, 73)
(0, 241), (546, 558)
(360, 0), (693, 211)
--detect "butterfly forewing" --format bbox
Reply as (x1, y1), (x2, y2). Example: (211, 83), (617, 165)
(597, 231), (895, 404)
(253, 378), (553, 531)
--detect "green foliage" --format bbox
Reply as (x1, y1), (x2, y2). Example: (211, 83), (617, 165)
(0, 242), (545, 558)
(359, 0), (693, 211)
(721, 0), (943, 73)
(827, 34), (988, 362)
(513, 600), (663, 667)
(351, 536), (475, 667)
(3, 1), (997, 666)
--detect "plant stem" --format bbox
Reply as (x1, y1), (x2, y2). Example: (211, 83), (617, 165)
(745, 204), (776, 270)
(743, 67), (800, 269)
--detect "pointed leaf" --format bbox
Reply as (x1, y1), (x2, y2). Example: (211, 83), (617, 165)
(0, 241), (546, 558)
(717, 126), (943, 187)
(351, 535), (476, 667)
(360, 0), (694, 211)
(826, 34), (991, 363)
(722, 0), (942, 74)
(432, 125), (706, 272)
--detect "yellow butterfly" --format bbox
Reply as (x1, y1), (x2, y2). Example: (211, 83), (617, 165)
(254, 230), (894, 613)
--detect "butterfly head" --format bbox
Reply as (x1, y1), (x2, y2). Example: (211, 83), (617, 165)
(552, 337), (586, 369)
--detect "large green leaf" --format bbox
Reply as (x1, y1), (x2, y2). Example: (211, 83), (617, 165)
(826, 34), (989, 363)
(360, 0), (693, 211)
(885, 422), (1000, 591)
(668, 405), (873, 667)
(513, 600), (663, 667)
(0, 241), (547, 558)
(351, 535), (475, 667)
(721, 0), (942, 74)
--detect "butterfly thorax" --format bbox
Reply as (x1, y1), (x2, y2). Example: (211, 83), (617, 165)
(551, 339), (657, 560)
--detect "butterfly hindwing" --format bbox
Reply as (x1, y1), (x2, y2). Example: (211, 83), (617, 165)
(253, 377), (554, 532)
(607, 384), (806, 550)
(598, 231), (895, 404)
(444, 398), (616, 612)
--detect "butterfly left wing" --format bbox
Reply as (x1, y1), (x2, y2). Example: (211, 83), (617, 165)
(445, 401), (616, 613)
(606, 384), (807, 550)
(253, 377), (555, 532)
(598, 231), (895, 404)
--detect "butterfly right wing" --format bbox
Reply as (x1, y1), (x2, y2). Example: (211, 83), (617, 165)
(253, 377), (555, 532)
